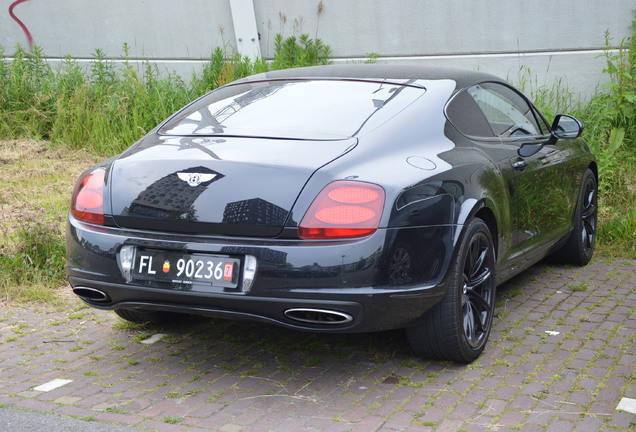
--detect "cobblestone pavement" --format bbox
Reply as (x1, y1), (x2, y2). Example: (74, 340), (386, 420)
(1, 258), (635, 432)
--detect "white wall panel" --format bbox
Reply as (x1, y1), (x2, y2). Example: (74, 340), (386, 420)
(1, 0), (634, 98)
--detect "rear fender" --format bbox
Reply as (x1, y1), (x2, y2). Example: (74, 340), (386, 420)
(388, 180), (464, 229)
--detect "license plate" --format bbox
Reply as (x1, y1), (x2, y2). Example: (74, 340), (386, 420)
(132, 249), (239, 289)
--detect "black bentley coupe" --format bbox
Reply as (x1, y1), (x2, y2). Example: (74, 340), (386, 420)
(66, 64), (597, 362)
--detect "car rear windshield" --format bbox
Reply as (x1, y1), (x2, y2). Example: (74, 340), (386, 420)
(159, 79), (426, 140)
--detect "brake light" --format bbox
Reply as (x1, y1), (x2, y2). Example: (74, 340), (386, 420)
(299, 181), (385, 239)
(70, 168), (105, 225)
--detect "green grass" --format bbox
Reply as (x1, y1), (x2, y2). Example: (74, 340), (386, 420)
(572, 29), (636, 257)
(161, 417), (183, 425)
(0, 140), (100, 303)
(0, 36), (328, 156)
(521, 19), (636, 258)
(568, 283), (588, 292)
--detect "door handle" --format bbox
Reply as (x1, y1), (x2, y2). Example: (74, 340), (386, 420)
(512, 160), (528, 171)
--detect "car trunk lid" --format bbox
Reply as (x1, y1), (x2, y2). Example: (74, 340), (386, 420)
(109, 135), (356, 237)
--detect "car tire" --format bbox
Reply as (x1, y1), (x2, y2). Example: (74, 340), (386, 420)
(552, 169), (598, 266)
(406, 218), (496, 362)
(114, 308), (173, 324)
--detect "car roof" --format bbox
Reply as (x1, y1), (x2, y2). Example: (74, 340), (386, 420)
(241, 64), (507, 91)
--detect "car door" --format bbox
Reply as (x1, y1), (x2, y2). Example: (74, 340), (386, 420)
(466, 82), (574, 261)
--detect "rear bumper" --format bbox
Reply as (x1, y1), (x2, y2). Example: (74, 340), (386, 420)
(69, 276), (447, 332)
(66, 216), (453, 332)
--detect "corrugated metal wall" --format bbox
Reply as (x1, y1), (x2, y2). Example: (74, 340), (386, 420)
(1, 0), (634, 98)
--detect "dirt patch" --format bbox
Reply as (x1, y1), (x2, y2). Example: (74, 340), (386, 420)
(0, 141), (103, 305)
(0, 140), (101, 225)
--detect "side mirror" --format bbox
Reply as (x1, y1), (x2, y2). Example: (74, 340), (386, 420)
(517, 114), (584, 158)
(551, 114), (584, 140)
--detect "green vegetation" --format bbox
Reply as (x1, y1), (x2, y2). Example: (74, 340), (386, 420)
(272, 33), (332, 69)
(0, 140), (99, 302)
(568, 282), (588, 292)
(0, 34), (330, 155)
(0, 207), (64, 286)
(0, 23), (634, 303)
(161, 417), (184, 425)
(516, 20), (636, 258)
(581, 27), (636, 257)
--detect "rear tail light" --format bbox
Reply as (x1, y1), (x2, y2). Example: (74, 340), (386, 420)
(299, 181), (385, 239)
(70, 168), (105, 225)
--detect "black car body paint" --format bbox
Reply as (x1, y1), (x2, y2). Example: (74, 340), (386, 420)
(66, 65), (597, 359)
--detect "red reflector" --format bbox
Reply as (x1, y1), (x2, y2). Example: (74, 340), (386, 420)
(300, 227), (378, 239)
(71, 168), (105, 225)
(299, 181), (385, 240)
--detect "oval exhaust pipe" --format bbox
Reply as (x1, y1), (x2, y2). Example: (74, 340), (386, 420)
(73, 287), (110, 303)
(284, 308), (353, 325)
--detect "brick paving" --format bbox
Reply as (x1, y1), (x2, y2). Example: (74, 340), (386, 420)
(1, 258), (635, 431)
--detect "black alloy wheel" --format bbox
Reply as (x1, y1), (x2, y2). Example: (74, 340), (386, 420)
(580, 173), (598, 257)
(461, 227), (496, 350)
(555, 168), (598, 266)
(406, 218), (496, 362)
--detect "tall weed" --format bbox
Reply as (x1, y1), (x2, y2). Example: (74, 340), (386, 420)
(191, 48), (269, 95)
(272, 33), (332, 70)
(0, 45), (56, 139)
(525, 16), (636, 257)
(599, 29), (636, 129)
(581, 17), (636, 256)
(0, 207), (66, 293)
(516, 64), (581, 121)
(0, 34), (330, 155)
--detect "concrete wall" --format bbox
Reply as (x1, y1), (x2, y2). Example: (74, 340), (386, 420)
(2, 0), (635, 99)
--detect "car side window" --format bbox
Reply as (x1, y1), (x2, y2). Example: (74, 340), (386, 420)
(530, 105), (550, 135)
(467, 83), (544, 138)
(445, 90), (495, 137)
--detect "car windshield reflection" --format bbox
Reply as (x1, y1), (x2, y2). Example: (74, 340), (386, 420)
(160, 79), (426, 139)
